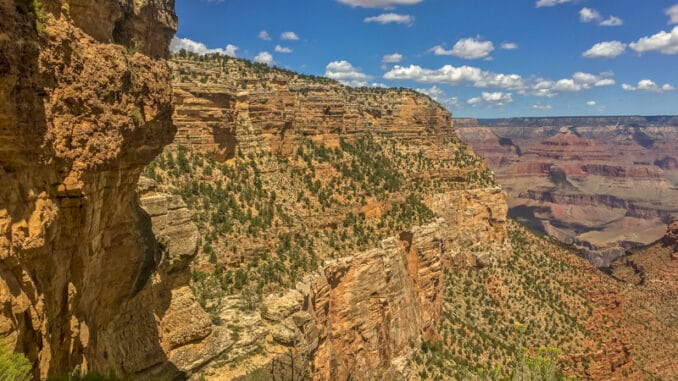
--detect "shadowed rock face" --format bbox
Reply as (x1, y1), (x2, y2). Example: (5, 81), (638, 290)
(0, 0), (221, 378)
(457, 118), (678, 267)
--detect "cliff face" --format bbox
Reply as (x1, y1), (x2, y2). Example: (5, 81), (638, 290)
(0, 0), (223, 378)
(457, 119), (678, 267)
(157, 55), (509, 379)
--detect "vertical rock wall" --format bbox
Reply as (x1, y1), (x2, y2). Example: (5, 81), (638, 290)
(0, 0), (219, 378)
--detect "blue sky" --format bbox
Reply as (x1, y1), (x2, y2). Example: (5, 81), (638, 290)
(172, 0), (678, 118)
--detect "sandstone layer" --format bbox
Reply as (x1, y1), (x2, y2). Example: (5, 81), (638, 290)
(0, 0), (226, 378)
(457, 117), (678, 266)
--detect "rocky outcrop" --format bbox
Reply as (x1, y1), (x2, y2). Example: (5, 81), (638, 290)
(457, 118), (678, 266)
(170, 58), (452, 160)
(0, 0), (221, 378)
(166, 56), (509, 380)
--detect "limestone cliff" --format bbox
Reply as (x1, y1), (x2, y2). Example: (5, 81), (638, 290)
(0, 0), (223, 378)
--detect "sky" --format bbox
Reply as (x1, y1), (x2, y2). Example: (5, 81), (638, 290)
(172, 0), (678, 118)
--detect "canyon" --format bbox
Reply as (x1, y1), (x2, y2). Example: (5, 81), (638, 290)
(457, 117), (678, 267)
(0, 1), (675, 380)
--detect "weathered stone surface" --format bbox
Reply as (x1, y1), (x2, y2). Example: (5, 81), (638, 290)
(0, 0), (224, 378)
(262, 289), (304, 322)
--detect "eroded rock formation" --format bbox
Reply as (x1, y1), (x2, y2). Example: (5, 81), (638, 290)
(0, 0), (222, 378)
(457, 118), (678, 266)
(164, 55), (510, 379)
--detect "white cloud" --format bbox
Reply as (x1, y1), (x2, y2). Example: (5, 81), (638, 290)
(582, 41), (627, 58)
(281, 31), (300, 41)
(432, 37), (495, 59)
(170, 37), (239, 57)
(621, 79), (675, 93)
(468, 92), (513, 107)
(533, 103), (552, 110)
(600, 16), (623, 26)
(254, 51), (274, 65)
(536, 0), (573, 8)
(415, 86), (458, 107)
(586, 100), (597, 106)
(325, 60), (373, 87)
(382, 53), (403, 63)
(630, 26), (678, 55)
(416, 85), (444, 98)
(258, 30), (271, 41)
(275, 45), (293, 53)
(579, 8), (623, 26)
(579, 8), (600, 23)
(533, 72), (615, 97)
(384, 64), (525, 91)
(364, 13), (414, 25)
(337, 0), (423, 8)
(383, 64), (614, 98)
(667, 4), (678, 24)
(500, 42), (519, 50)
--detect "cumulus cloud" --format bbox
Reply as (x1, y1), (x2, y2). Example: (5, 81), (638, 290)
(586, 100), (597, 106)
(415, 86), (458, 107)
(384, 64), (525, 91)
(532, 72), (615, 97)
(621, 80), (675, 93)
(254, 51), (274, 65)
(500, 42), (519, 50)
(382, 53), (403, 63)
(533, 103), (552, 110)
(416, 85), (444, 98)
(579, 8), (623, 26)
(582, 41), (627, 58)
(325, 60), (373, 87)
(275, 45), (292, 53)
(536, 0), (573, 8)
(364, 13), (414, 25)
(579, 8), (600, 23)
(337, 0), (423, 8)
(432, 37), (495, 59)
(281, 31), (300, 41)
(468, 92), (513, 107)
(170, 37), (239, 57)
(600, 16), (623, 26)
(383, 63), (614, 98)
(630, 26), (678, 55)
(667, 4), (678, 24)
(258, 30), (272, 41)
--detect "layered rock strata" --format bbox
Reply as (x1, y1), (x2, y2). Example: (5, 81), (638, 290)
(457, 118), (678, 266)
(0, 0), (225, 378)
(166, 56), (510, 379)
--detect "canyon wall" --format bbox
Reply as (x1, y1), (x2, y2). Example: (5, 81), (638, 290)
(0, 0), (230, 378)
(457, 118), (678, 267)
(165, 55), (510, 379)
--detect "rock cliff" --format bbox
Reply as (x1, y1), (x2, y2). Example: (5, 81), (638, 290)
(0, 0), (225, 378)
(147, 54), (511, 379)
(142, 54), (659, 380)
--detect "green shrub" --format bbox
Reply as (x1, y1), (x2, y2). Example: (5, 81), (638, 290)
(0, 342), (31, 381)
